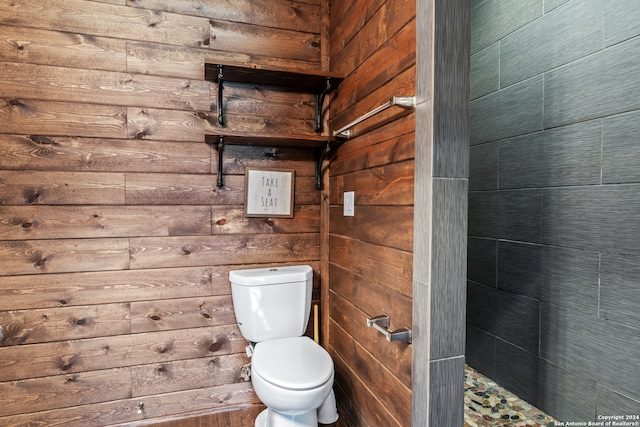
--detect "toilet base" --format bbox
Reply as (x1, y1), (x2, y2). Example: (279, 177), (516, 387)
(255, 408), (318, 427)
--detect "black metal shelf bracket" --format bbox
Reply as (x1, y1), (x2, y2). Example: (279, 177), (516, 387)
(217, 65), (225, 127)
(216, 135), (225, 188)
(313, 142), (332, 190)
(314, 77), (333, 134)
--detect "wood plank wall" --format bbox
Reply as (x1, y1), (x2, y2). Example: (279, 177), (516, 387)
(0, 0), (325, 425)
(327, 0), (416, 426)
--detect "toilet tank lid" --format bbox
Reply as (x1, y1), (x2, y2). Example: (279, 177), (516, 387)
(229, 265), (312, 286)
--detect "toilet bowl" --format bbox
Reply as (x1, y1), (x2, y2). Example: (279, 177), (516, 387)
(229, 266), (339, 427)
(251, 336), (337, 427)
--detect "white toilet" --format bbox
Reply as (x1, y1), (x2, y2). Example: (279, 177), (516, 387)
(229, 265), (339, 427)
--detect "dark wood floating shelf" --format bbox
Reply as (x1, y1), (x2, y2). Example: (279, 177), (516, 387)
(204, 132), (329, 148)
(204, 63), (344, 94)
(203, 63), (344, 190)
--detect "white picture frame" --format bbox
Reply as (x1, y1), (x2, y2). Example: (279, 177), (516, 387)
(244, 168), (295, 218)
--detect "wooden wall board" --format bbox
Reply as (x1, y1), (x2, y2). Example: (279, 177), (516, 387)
(0, 266), (213, 310)
(138, 404), (264, 427)
(0, 0), (210, 47)
(329, 293), (411, 387)
(327, 0), (415, 424)
(329, 161), (414, 206)
(329, 205), (413, 252)
(220, 145), (315, 176)
(0, 367), (133, 417)
(92, 0), (125, 5)
(0, 62), (210, 111)
(124, 173), (229, 205)
(131, 352), (246, 397)
(208, 113), (319, 139)
(0, 0), (326, 424)
(215, 84), (316, 121)
(129, 233), (320, 269)
(0, 205), (211, 240)
(0, 325), (243, 382)
(0, 98), (127, 138)
(329, 0), (385, 61)
(329, 264), (411, 330)
(329, 65), (416, 134)
(329, 234), (412, 298)
(0, 382), (258, 427)
(128, 40), (320, 81)
(130, 295), (236, 333)
(126, 107), (209, 142)
(211, 205), (320, 234)
(125, 173), (320, 205)
(128, 0), (321, 34)
(0, 135), (211, 174)
(331, 346), (403, 427)
(330, 19), (416, 116)
(0, 25), (127, 72)
(330, 112), (415, 159)
(329, 317), (411, 426)
(126, 106), (320, 144)
(210, 20), (320, 64)
(0, 170), (125, 205)
(0, 237), (130, 276)
(330, 0), (414, 76)
(0, 303), (131, 345)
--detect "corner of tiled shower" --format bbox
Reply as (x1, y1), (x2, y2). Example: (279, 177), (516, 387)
(464, 365), (557, 427)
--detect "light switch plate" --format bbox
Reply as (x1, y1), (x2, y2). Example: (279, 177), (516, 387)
(344, 191), (354, 216)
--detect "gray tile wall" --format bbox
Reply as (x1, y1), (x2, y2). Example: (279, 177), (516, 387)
(468, 0), (640, 421)
(415, 0), (470, 425)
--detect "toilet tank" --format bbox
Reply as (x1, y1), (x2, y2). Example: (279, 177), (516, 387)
(229, 265), (313, 342)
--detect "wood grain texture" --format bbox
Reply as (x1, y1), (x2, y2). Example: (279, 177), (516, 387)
(329, 234), (412, 297)
(129, 233), (320, 269)
(0, 205), (211, 240)
(0, 325), (244, 382)
(0, 383), (259, 426)
(0, 24), (127, 72)
(0, 0), (325, 423)
(329, 289), (411, 387)
(0, 62), (210, 111)
(131, 353), (247, 397)
(212, 205), (320, 234)
(329, 317), (411, 426)
(329, 205), (413, 251)
(210, 20), (320, 63)
(130, 296), (236, 333)
(129, 0), (321, 33)
(327, 0), (416, 424)
(0, 303), (131, 346)
(136, 404), (265, 427)
(0, 367), (133, 417)
(0, 0), (210, 47)
(0, 98), (127, 138)
(0, 134), (211, 173)
(0, 237), (130, 276)
(0, 266), (213, 310)
(0, 170), (125, 205)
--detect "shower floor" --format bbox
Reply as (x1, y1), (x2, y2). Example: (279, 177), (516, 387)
(464, 365), (556, 427)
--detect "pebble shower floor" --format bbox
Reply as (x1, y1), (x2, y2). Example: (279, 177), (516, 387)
(464, 365), (557, 427)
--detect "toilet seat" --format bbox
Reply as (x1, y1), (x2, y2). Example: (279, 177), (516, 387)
(252, 336), (333, 391)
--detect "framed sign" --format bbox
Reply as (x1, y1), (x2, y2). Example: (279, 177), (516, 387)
(244, 168), (295, 218)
